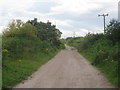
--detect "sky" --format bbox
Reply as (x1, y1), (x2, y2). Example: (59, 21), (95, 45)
(0, 0), (119, 38)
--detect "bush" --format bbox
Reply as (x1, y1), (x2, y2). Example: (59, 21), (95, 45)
(2, 19), (64, 63)
(79, 33), (104, 50)
(92, 39), (112, 65)
(2, 22), (40, 60)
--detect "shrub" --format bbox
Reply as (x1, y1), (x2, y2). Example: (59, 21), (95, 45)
(92, 39), (112, 65)
(2, 19), (64, 61)
(106, 19), (120, 44)
(79, 33), (104, 50)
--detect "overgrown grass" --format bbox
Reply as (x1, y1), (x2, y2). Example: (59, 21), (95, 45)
(79, 49), (94, 62)
(97, 61), (118, 86)
(3, 49), (60, 88)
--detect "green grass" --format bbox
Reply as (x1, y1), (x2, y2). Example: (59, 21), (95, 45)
(78, 50), (94, 62)
(3, 49), (60, 88)
(97, 61), (118, 87)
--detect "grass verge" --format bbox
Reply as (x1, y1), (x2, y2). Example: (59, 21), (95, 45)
(3, 49), (61, 88)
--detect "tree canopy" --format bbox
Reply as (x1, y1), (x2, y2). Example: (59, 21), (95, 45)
(27, 18), (62, 46)
(106, 19), (120, 44)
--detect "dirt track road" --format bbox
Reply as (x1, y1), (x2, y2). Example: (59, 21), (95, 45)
(14, 46), (115, 88)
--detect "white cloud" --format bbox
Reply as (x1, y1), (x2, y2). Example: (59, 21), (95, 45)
(51, 0), (102, 15)
(61, 30), (73, 38)
(61, 28), (93, 38)
(0, 0), (36, 10)
(0, 0), (38, 31)
(49, 19), (71, 27)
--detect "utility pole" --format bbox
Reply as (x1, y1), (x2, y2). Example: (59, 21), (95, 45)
(98, 13), (108, 33)
(118, 1), (120, 22)
(73, 32), (75, 38)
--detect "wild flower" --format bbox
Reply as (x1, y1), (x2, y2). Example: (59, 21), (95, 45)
(105, 59), (108, 61)
(46, 48), (48, 51)
(2, 49), (8, 53)
(19, 60), (22, 62)
(111, 60), (114, 62)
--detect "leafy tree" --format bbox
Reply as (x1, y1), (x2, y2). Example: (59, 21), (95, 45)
(2, 20), (39, 60)
(3, 19), (24, 37)
(105, 19), (120, 44)
(27, 18), (62, 46)
(2, 19), (64, 61)
(3, 20), (37, 39)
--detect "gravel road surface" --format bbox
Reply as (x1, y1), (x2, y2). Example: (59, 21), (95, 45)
(14, 46), (115, 88)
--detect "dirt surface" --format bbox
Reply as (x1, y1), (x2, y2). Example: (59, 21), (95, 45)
(14, 46), (115, 88)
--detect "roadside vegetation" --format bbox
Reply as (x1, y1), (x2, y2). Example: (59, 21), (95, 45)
(66, 19), (120, 87)
(2, 18), (65, 88)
